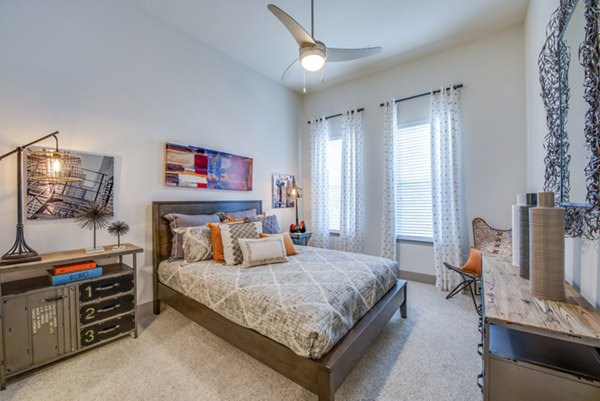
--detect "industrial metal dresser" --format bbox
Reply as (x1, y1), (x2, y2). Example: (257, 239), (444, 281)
(0, 244), (142, 389)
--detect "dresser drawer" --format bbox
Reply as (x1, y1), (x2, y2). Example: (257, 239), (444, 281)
(79, 274), (133, 303)
(80, 293), (134, 326)
(80, 313), (134, 348)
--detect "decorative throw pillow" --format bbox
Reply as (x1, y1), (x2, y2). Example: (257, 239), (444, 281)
(462, 248), (483, 275)
(245, 215), (281, 234)
(238, 237), (288, 268)
(259, 233), (297, 256)
(164, 213), (220, 259)
(173, 226), (213, 262)
(207, 221), (242, 263)
(217, 208), (257, 221)
(219, 221), (263, 265)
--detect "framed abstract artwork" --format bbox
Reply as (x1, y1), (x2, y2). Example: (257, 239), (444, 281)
(26, 149), (115, 220)
(272, 173), (295, 208)
(165, 143), (253, 191)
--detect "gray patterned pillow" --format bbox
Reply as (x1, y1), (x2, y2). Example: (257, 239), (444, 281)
(173, 226), (213, 262)
(164, 213), (220, 259)
(244, 215), (281, 234)
(238, 237), (287, 267)
(219, 221), (263, 265)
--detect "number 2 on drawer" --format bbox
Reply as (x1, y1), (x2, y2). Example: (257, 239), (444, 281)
(85, 307), (95, 321)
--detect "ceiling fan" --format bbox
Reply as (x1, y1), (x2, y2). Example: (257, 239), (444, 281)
(267, 0), (382, 80)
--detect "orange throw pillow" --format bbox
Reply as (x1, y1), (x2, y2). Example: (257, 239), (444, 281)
(260, 233), (297, 256)
(208, 221), (243, 263)
(462, 248), (482, 275)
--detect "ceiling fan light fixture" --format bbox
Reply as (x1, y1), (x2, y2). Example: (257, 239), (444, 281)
(300, 43), (326, 72)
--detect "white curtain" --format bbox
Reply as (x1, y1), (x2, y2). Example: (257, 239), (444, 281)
(430, 86), (464, 291)
(339, 110), (365, 253)
(310, 117), (330, 248)
(380, 101), (398, 261)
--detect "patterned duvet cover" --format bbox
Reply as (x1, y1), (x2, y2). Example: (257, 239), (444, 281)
(158, 246), (398, 359)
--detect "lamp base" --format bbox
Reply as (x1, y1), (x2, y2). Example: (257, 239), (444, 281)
(0, 253), (42, 266)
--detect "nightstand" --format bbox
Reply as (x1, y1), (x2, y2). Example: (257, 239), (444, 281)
(289, 232), (312, 246)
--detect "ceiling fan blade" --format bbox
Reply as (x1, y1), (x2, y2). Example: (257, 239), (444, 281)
(326, 47), (382, 62)
(268, 4), (316, 46)
(281, 58), (300, 80)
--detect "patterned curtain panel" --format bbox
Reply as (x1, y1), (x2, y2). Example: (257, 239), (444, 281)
(380, 101), (398, 261)
(430, 86), (464, 291)
(310, 117), (330, 248)
(339, 110), (365, 253)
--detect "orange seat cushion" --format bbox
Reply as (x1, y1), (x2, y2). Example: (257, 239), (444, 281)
(462, 248), (482, 275)
(260, 233), (297, 256)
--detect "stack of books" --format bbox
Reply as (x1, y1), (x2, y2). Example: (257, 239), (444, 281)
(48, 260), (103, 286)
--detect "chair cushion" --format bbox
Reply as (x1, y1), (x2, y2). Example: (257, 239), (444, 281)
(462, 248), (482, 275)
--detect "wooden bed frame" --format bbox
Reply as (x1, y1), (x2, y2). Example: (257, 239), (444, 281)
(152, 200), (407, 401)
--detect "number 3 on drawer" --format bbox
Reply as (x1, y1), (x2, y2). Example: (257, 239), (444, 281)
(84, 329), (95, 344)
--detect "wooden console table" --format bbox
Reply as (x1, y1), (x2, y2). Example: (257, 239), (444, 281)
(0, 244), (143, 389)
(480, 256), (600, 400)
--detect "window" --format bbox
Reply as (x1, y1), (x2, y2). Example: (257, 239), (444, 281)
(394, 122), (433, 241)
(327, 137), (342, 231)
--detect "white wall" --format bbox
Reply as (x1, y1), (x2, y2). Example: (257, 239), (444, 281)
(0, 0), (301, 304)
(301, 25), (527, 277)
(525, 0), (599, 308)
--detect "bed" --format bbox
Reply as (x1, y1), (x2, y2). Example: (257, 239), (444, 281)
(152, 200), (407, 401)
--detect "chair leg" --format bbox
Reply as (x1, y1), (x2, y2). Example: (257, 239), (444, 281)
(446, 280), (471, 300)
(466, 281), (480, 315)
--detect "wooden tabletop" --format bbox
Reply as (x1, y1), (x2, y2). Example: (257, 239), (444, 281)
(0, 243), (143, 274)
(483, 255), (600, 346)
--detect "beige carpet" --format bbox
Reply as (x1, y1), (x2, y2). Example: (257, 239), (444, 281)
(3, 282), (482, 401)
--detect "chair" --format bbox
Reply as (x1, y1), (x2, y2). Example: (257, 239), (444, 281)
(445, 218), (512, 313)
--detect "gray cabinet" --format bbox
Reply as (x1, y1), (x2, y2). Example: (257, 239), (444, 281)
(0, 244), (142, 389)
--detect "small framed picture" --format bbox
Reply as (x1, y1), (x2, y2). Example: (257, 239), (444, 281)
(272, 173), (296, 208)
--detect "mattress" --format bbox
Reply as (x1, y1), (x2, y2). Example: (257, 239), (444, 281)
(158, 245), (399, 359)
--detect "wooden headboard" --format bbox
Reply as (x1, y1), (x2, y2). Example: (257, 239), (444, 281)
(151, 200), (263, 271)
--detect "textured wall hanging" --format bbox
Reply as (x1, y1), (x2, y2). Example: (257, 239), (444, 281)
(165, 143), (253, 191)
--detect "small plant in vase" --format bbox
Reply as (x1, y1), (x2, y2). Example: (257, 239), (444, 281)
(75, 201), (112, 253)
(108, 221), (130, 250)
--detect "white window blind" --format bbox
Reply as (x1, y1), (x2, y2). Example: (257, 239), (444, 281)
(394, 122), (433, 241)
(327, 137), (342, 231)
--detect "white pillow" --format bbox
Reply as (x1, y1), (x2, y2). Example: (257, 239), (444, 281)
(173, 226), (213, 262)
(238, 237), (287, 267)
(219, 221), (263, 265)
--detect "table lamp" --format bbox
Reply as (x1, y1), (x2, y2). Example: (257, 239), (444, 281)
(0, 131), (82, 265)
(287, 183), (302, 229)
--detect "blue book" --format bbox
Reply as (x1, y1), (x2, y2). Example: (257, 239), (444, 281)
(49, 266), (103, 286)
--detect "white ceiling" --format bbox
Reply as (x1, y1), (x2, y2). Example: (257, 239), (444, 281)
(129, 0), (529, 94)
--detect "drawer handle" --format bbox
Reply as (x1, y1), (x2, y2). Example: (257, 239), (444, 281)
(477, 373), (484, 391)
(97, 283), (121, 292)
(44, 296), (64, 302)
(477, 343), (483, 356)
(97, 304), (121, 313)
(97, 325), (120, 335)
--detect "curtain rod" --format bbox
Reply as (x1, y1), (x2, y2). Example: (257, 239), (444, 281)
(307, 108), (364, 124)
(378, 84), (464, 107)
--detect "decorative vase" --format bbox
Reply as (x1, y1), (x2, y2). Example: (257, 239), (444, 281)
(529, 192), (565, 301)
(518, 193), (537, 279)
